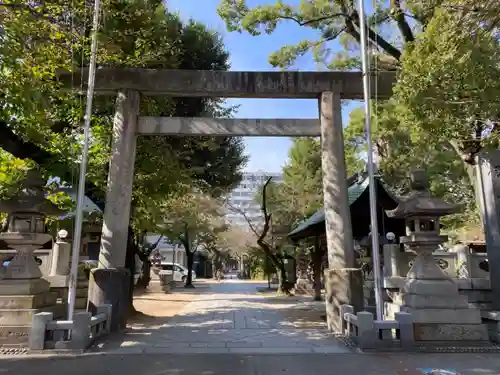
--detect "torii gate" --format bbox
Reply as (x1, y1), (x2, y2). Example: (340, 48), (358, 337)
(59, 69), (395, 332)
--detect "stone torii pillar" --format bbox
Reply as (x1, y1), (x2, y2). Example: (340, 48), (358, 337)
(319, 92), (363, 332)
(88, 89), (140, 332)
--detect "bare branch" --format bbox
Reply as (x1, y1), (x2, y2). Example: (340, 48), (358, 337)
(257, 176), (273, 246)
(225, 200), (261, 239)
(390, 0), (415, 42)
(351, 10), (402, 60)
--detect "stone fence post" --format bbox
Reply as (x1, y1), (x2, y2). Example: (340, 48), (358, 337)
(395, 312), (414, 350)
(357, 311), (376, 349)
(29, 312), (53, 351)
(340, 304), (354, 335)
(69, 312), (91, 349)
(97, 304), (113, 334)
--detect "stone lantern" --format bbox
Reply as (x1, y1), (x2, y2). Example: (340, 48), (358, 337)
(0, 171), (66, 346)
(385, 170), (488, 342)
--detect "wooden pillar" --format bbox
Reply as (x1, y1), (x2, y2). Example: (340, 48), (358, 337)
(319, 91), (363, 332)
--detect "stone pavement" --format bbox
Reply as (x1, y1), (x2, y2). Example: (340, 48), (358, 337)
(2, 280), (500, 375)
(2, 352), (500, 375)
(91, 279), (350, 354)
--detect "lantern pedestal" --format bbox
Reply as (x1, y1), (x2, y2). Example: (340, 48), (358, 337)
(0, 236), (65, 347)
(398, 251), (488, 341)
(0, 170), (68, 347)
(0, 279), (65, 346)
(385, 170), (489, 343)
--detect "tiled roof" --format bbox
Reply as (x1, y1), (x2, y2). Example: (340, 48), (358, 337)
(287, 176), (370, 238)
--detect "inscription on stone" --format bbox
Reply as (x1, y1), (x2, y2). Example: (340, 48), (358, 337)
(0, 330), (28, 338)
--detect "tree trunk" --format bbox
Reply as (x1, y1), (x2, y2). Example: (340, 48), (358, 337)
(135, 252), (151, 290)
(312, 239), (324, 301)
(125, 230), (137, 316)
(276, 262), (292, 295)
(211, 250), (222, 278)
(449, 140), (483, 224)
(185, 250), (195, 288)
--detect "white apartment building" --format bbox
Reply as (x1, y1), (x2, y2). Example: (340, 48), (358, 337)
(225, 171), (284, 227)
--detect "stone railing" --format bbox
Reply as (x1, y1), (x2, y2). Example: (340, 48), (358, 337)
(383, 245), (489, 280)
(29, 304), (112, 351)
(0, 248), (53, 276)
(340, 305), (414, 350)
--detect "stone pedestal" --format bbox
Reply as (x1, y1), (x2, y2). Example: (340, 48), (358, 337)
(324, 268), (363, 332)
(46, 274), (70, 304)
(0, 278), (65, 346)
(398, 251), (488, 342)
(88, 268), (130, 332)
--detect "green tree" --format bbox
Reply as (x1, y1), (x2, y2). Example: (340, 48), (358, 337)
(230, 177), (296, 294)
(159, 192), (227, 287)
(393, 1), (500, 216)
(205, 225), (253, 278)
(216, 0), (499, 233)
(1, 0), (247, 214)
(1, 0), (247, 312)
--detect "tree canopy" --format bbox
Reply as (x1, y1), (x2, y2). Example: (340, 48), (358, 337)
(217, 0), (500, 235)
(1, 0), (247, 237)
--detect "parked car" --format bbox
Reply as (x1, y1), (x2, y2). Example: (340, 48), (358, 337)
(159, 262), (196, 283)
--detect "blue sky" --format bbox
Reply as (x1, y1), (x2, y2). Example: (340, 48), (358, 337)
(167, 0), (362, 172)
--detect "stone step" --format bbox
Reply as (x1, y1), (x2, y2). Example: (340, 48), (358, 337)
(0, 292), (58, 309)
(76, 287), (88, 298)
(77, 280), (89, 288)
(75, 298), (87, 310)
(0, 278), (50, 295)
(0, 303), (65, 325)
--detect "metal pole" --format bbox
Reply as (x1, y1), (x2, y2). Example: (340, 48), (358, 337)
(357, 0), (384, 321)
(67, 0), (102, 321)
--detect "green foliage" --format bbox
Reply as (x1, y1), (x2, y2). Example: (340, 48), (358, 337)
(394, 2), (500, 143)
(254, 136), (362, 234)
(1, 0), (247, 238)
(217, 0), (404, 69)
(0, 151), (32, 200)
(344, 101), (478, 229)
(158, 192), (227, 253)
(218, 0), (499, 234)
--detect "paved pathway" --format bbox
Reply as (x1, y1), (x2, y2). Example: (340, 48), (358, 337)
(93, 279), (350, 354)
(3, 351), (500, 375)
